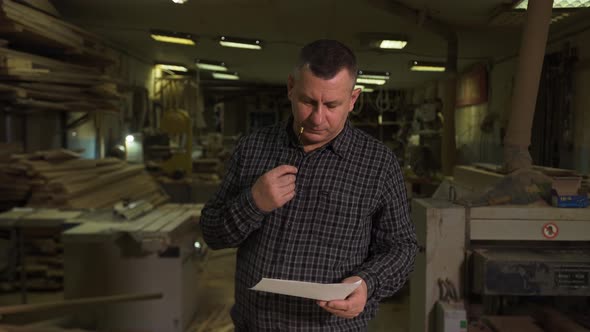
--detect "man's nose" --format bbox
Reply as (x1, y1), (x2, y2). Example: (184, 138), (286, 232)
(309, 105), (325, 125)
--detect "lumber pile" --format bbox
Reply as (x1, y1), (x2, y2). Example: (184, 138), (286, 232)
(0, 0), (117, 64)
(0, 47), (122, 113)
(0, 0), (124, 114)
(0, 142), (27, 210)
(0, 148), (169, 209)
(0, 242), (64, 292)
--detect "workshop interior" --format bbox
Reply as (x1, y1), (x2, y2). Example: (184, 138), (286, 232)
(1, 0), (590, 331)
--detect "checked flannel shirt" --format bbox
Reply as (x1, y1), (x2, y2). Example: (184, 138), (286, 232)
(201, 117), (418, 331)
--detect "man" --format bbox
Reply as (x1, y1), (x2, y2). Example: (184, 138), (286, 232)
(201, 39), (417, 331)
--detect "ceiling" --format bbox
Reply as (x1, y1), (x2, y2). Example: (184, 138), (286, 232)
(51, 0), (590, 89)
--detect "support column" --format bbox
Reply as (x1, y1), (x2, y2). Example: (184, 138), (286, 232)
(504, 0), (553, 172)
(442, 37), (458, 176)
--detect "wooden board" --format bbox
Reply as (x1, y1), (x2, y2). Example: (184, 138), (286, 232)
(20, 0), (61, 17)
(0, 208), (35, 227)
(470, 205), (590, 220)
(19, 209), (82, 227)
(410, 199), (466, 332)
(141, 208), (188, 233)
(470, 218), (590, 241)
(117, 206), (175, 233)
(61, 221), (120, 243)
(453, 165), (505, 192)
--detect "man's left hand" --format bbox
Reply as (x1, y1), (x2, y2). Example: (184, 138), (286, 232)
(317, 276), (367, 319)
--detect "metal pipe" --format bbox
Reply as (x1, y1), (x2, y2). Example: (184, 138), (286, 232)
(503, 0), (554, 172)
(442, 37), (458, 175)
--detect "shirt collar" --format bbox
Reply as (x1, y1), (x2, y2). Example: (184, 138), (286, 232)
(280, 116), (353, 159)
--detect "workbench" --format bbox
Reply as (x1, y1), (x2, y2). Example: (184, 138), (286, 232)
(0, 203), (203, 332)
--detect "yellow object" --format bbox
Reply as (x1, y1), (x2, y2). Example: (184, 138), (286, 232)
(160, 109), (192, 176)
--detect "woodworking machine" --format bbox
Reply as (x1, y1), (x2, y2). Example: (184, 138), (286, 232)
(410, 198), (590, 332)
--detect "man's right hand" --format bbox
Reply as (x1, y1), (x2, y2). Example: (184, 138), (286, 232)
(251, 165), (298, 212)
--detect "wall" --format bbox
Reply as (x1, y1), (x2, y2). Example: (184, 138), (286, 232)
(444, 19), (590, 174)
(66, 54), (152, 159)
(0, 112), (62, 152)
(452, 58), (517, 166)
(454, 104), (504, 165)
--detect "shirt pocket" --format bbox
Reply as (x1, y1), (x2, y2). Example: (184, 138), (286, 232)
(311, 189), (368, 254)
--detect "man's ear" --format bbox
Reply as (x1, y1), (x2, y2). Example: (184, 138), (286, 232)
(287, 74), (295, 100)
(349, 87), (362, 112)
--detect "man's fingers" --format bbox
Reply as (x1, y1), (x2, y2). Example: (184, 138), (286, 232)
(269, 165), (298, 177)
(317, 278), (367, 319)
(318, 303), (357, 318)
(282, 183), (296, 195)
(327, 300), (351, 312)
(281, 189), (296, 201)
(277, 174), (296, 187)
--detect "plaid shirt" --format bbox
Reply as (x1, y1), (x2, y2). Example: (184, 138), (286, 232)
(201, 118), (417, 331)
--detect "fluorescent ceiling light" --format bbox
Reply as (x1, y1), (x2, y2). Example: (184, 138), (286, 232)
(172, 0), (188, 3)
(156, 64), (188, 72)
(219, 36), (262, 50)
(195, 60), (228, 71)
(355, 85), (375, 93)
(515, 0), (590, 9)
(358, 70), (390, 80)
(379, 39), (407, 49)
(212, 72), (240, 80)
(356, 78), (387, 85)
(150, 29), (195, 46)
(410, 65), (445, 72)
(551, 12), (571, 22)
(409, 60), (446, 72)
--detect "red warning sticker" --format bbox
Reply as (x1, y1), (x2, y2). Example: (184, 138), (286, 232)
(542, 222), (559, 239)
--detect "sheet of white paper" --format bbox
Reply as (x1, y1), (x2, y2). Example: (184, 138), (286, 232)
(250, 278), (361, 301)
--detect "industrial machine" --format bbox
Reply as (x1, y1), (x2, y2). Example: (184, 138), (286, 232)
(410, 167), (590, 332)
(160, 109), (192, 177)
(143, 109), (193, 177)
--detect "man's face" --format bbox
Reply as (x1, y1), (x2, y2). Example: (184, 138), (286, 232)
(287, 66), (361, 151)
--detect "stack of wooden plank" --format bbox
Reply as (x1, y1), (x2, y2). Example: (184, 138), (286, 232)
(0, 149), (169, 209)
(0, 0), (117, 64)
(0, 142), (28, 210)
(13, 238), (64, 292)
(0, 47), (122, 113)
(0, 208), (80, 292)
(0, 0), (124, 114)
